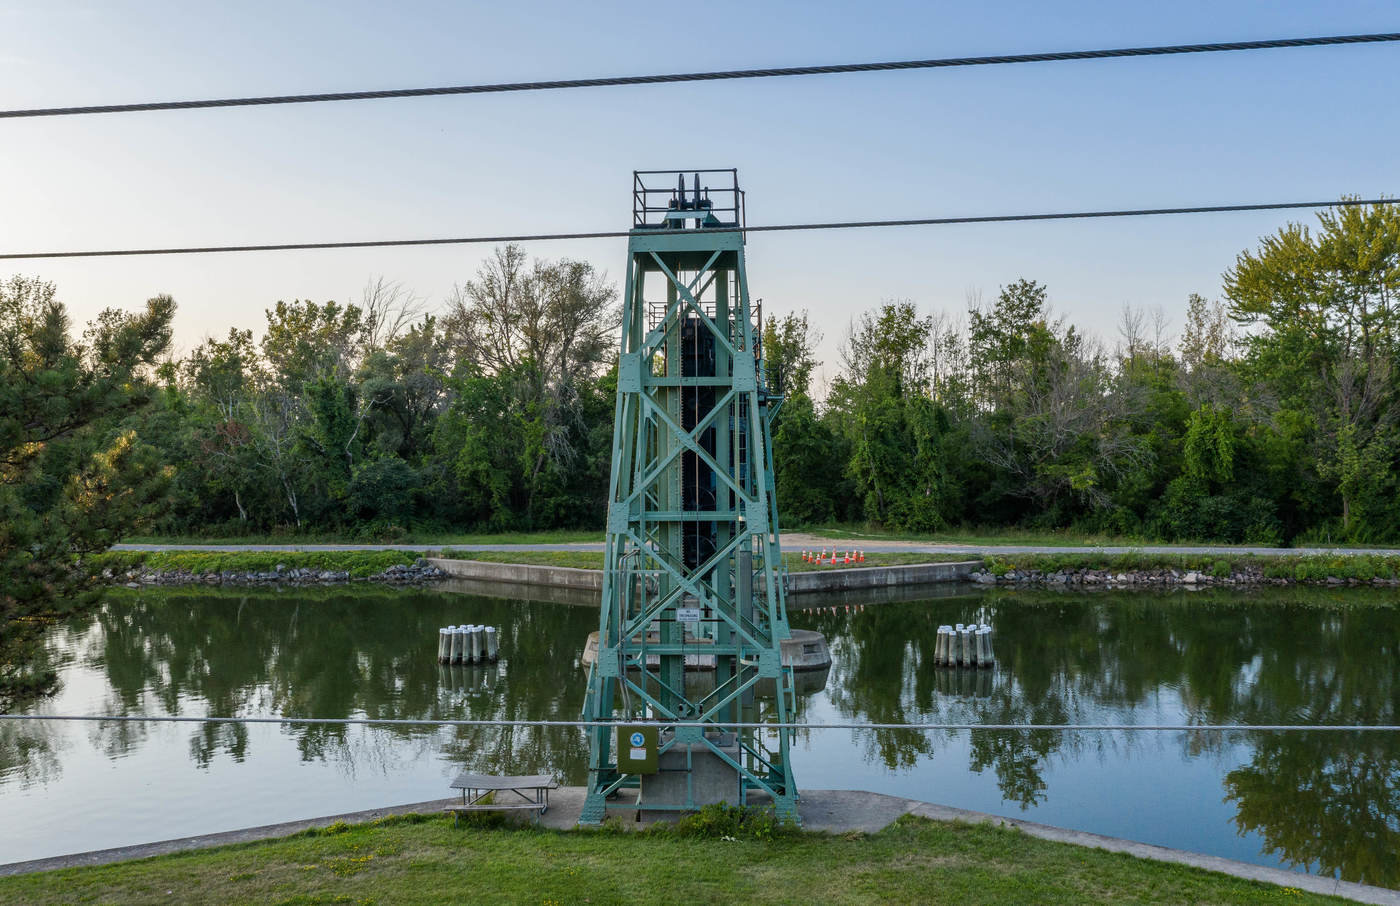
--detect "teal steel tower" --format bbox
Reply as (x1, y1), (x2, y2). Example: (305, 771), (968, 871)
(578, 170), (798, 823)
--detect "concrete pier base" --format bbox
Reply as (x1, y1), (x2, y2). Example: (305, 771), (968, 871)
(639, 741), (741, 812)
(780, 629), (832, 670)
(583, 629), (831, 672)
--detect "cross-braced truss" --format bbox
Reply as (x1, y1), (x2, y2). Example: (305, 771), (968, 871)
(579, 172), (797, 823)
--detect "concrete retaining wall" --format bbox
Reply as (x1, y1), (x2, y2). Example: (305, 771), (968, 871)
(783, 560), (981, 593)
(427, 558), (603, 590)
(437, 576), (601, 607)
(427, 557), (982, 596)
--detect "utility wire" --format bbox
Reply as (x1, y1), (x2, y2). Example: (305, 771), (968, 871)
(3, 32), (1398, 119)
(1, 715), (1396, 731)
(1, 197), (1394, 261)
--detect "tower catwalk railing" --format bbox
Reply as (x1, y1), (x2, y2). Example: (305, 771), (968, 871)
(579, 170), (798, 823)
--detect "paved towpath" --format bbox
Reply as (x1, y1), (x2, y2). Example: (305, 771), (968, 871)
(113, 534), (1400, 557)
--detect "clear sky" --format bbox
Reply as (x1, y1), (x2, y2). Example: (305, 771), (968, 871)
(2, 0), (1397, 388)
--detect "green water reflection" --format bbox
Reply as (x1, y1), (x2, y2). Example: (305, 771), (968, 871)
(32, 587), (598, 782)
(4, 584), (1397, 886)
(793, 588), (1400, 884)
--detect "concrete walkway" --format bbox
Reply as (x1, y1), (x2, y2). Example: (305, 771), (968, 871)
(3, 789), (1394, 903)
(112, 536), (1400, 557)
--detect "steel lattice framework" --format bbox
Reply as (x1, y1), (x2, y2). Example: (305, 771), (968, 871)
(578, 170), (798, 823)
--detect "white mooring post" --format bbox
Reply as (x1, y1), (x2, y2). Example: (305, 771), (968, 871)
(978, 627), (995, 668)
(485, 626), (499, 662)
(936, 623), (995, 670)
(451, 626), (465, 664)
(468, 625), (483, 663)
(437, 627), (451, 664)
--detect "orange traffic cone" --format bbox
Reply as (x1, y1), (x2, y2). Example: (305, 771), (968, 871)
(858, 550), (865, 563)
(843, 550), (851, 564)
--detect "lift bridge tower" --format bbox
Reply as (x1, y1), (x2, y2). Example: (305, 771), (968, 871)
(579, 170), (798, 823)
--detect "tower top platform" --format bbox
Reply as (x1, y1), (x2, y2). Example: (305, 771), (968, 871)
(633, 169), (744, 231)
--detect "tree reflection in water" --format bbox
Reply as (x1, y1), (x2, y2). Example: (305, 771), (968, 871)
(7, 585), (1397, 886)
(78, 587), (600, 782)
(792, 588), (1400, 886)
(0, 719), (63, 788)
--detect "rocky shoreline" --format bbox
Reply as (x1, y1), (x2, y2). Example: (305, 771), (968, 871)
(968, 565), (1400, 588)
(101, 559), (1399, 590)
(105, 559), (448, 588)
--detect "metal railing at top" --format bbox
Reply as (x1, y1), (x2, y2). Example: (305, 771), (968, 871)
(633, 169), (744, 229)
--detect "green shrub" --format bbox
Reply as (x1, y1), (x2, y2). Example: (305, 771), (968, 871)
(672, 803), (796, 841)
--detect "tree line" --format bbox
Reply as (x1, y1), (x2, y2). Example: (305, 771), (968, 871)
(7, 202), (1400, 553)
(774, 202), (1400, 545)
(144, 246), (621, 537)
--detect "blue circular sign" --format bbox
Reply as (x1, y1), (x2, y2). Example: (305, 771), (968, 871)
(629, 731), (645, 747)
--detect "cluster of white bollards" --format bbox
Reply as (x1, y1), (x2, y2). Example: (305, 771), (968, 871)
(437, 625), (500, 664)
(935, 623), (994, 668)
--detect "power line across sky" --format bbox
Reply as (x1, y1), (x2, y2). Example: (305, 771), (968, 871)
(0, 31), (1396, 120)
(4, 3), (1397, 364)
(0, 197), (1393, 261)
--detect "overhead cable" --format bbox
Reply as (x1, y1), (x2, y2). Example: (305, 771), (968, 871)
(0, 715), (1396, 731)
(1, 197), (1395, 261)
(2, 32), (1398, 119)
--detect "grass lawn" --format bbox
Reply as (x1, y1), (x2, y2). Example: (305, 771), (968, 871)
(91, 549), (425, 579)
(437, 550), (977, 573)
(797, 523), (1202, 548)
(979, 551), (1400, 582)
(0, 813), (1343, 906)
(90, 549), (975, 583)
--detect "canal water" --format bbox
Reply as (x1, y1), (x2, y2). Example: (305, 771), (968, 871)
(1, 583), (1396, 887)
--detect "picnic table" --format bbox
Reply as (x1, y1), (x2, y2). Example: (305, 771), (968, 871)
(445, 772), (558, 825)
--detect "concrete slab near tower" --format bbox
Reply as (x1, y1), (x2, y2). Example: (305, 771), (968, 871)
(640, 740), (742, 811)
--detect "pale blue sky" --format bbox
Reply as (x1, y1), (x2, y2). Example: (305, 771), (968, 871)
(2, 0), (1396, 387)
